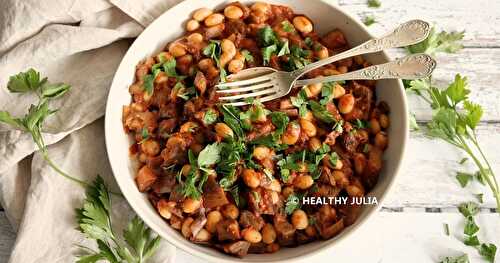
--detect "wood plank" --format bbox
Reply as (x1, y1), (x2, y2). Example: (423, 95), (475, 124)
(338, 0), (500, 47)
(0, 212), (14, 263)
(384, 123), (500, 208)
(386, 48), (500, 122)
(175, 212), (500, 263)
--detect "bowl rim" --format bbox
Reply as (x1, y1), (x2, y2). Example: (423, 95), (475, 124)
(104, 0), (409, 262)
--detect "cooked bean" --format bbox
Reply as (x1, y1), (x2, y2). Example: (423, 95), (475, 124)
(293, 16), (313, 33)
(186, 19), (200, 31)
(369, 118), (381, 134)
(280, 99), (293, 109)
(299, 118), (317, 137)
(353, 153), (367, 175)
(379, 114), (390, 129)
(315, 45), (329, 60)
(222, 204), (239, 219)
(224, 5), (244, 19)
(181, 217), (194, 238)
(268, 180), (282, 192)
(282, 122), (301, 145)
(168, 43), (186, 57)
(338, 94), (355, 114)
(374, 132), (388, 149)
(251, 2), (271, 13)
(136, 165), (157, 192)
(346, 184), (364, 197)
(198, 58), (214, 71)
(182, 198), (201, 214)
(228, 59), (244, 73)
(193, 8), (213, 21)
(206, 210), (223, 233)
(294, 175), (314, 189)
(337, 65), (348, 74)
(181, 164), (192, 176)
(253, 146), (271, 161)
(332, 170), (349, 187)
(305, 83), (322, 98)
(305, 225), (317, 237)
(333, 83), (345, 98)
(215, 122), (234, 138)
(262, 223), (276, 244)
(242, 168), (261, 188)
(194, 229), (212, 242)
(157, 199), (176, 219)
(308, 137), (322, 152)
(140, 139), (160, 156)
(204, 23), (225, 39)
(282, 186), (294, 198)
(180, 121), (198, 133)
(187, 32), (203, 43)
(291, 209), (308, 230)
(242, 228), (262, 243)
(302, 110), (314, 121)
(204, 13), (225, 27)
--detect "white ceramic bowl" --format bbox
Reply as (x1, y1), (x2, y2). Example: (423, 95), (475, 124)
(105, 0), (409, 262)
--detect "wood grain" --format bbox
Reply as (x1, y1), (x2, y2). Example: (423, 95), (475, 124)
(338, 0), (500, 48)
(385, 123), (500, 208)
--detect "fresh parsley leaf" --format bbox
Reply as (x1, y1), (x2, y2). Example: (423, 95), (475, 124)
(329, 152), (339, 167)
(220, 104), (245, 139)
(459, 157), (468, 165)
(143, 74), (155, 95)
(285, 193), (302, 215)
(229, 185), (240, 207)
(7, 68), (47, 93)
(367, 0), (381, 8)
(309, 100), (335, 123)
(41, 83), (71, 99)
(280, 168), (290, 182)
(446, 74), (469, 106)
(458, 202), (479, 217)
(363, 15), (376, 26)
(406, 27), (464, 56)
(203, 109), (218, 125)
(354, 119), (369, 129)
(197, 143), (222, 167)
(262, 44), (278, 65)
(0, 111), (24, 130)
(277, 40), (290, 57)
(409, 112), (420, 131)
(123, 216), (162, 262)
(270, 111), (289, 136)
(464, 235), (480, 246)
(304, 37), (314, 48)
(258, 26), (279, 46)
(478, 243), (497, 263)
(475, 193), (484, 203)
(464, 216), (479, 236)
(333, 119), (344, 133)
(439, 254), (470, 263)
(456, 172), (473, 188)
(241, 49), (254, 63)
(463, 100), (483, 129)
(162, 58), (178, 78)
(281, 21), (296, 33)
(76, 176), (161, 263)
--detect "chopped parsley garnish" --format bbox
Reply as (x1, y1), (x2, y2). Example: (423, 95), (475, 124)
(456, 172), (473, 188)
(203, 108), (218, 125)
(363, 15), (376, 26)
(309, 100), (335, 123)
(142, 74), (154, 95)
(281, 20), (296, 33)
(367, 0), (381, 8)
(285, 193), (303, 215)
(241, 49), (254, 63)
(203, 40), (227, 82)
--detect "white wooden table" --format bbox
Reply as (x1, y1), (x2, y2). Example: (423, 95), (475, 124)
(1, 0), (499, 262)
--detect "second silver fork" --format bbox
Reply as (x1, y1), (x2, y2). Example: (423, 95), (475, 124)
(216, 19), (432, 105)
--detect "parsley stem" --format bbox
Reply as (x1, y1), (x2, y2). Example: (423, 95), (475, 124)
(457, 133), (500, 212)
(40, 150), (89, 187)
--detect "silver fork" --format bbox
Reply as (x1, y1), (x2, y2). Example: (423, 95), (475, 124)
(216, 19), (431, 105)
(217, 53), (436, 106)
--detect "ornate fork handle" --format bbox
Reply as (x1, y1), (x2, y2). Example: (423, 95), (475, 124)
(291, 19), (431, 79)
(294, 53), (436, 86)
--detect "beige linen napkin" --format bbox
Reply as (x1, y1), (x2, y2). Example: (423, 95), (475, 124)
(0, 0), (182, 262)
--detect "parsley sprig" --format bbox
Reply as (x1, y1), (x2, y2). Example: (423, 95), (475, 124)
(76, 176), (161, 263)
(0, 69), (88, 187)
